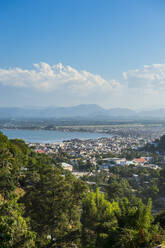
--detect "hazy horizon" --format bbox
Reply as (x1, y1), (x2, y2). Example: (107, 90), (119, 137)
(1, 103), (165, 112)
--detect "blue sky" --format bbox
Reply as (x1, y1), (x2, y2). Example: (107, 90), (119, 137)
(0, 0), (165, 109)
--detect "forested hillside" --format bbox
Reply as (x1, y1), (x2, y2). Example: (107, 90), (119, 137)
(0, 131), (164, 248)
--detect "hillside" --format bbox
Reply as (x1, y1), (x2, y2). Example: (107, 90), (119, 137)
(0, 131), (164, 247)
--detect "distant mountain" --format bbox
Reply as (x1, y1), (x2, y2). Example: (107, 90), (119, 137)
(0, 105), (165, 120)
(42, 104), (105, 118)
(0, 107), (43, 118)
(138, 108), (165, 118)
(0, 104), (105, 119)
(106, 108), (136, 117)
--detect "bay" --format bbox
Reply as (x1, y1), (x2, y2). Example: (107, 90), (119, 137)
(0, 129), (111, 143)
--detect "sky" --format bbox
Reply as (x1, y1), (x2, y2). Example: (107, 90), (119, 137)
(0, 0), (165, 109)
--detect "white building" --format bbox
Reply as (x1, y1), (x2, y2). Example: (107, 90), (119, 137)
(61, 162), (73, 171)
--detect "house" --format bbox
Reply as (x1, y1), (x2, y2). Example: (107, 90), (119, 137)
(142, 157), (152, 162)
(133, 158), (147, 166)
(102, 157), (126, 166)
(36, 149), (45, 154)
(61, 162), (73, 171)
(126, 160), (134, 165)
(115, 158), (126, 166)
(72, 171), (89, 178)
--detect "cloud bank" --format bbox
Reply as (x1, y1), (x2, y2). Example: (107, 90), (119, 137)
(0, 62), (121, 96)
(123, 64), (165, 92)
(0, 62), (165, 108)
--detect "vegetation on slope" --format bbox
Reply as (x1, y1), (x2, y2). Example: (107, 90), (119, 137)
(0, 131), (164, 247)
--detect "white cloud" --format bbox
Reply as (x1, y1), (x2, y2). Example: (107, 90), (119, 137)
(1, 62), (165, 108)
(120, 63), (165, 108)
(123, 64), (165, 91)
(0, 62), (121, 96)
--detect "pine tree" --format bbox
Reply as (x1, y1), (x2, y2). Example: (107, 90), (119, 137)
(81, 188), (120, 248)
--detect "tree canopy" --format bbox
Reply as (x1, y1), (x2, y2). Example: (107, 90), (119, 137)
(0, 131), (164, 247)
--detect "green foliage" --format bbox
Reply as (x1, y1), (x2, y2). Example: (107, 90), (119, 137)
(0, 197), (36, 248)
(113, 198), (160, 248)
(22, 167), (88, 247)
(155, 210), (165, 229)
(106, 176), (133, 201)
(0, 133), (25, 199)
(82, 188), (120, 248)
(0, 131), (164, 248)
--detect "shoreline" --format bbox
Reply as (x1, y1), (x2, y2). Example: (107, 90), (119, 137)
(0, 128), (113, 144)
(0, 126), (108, 134)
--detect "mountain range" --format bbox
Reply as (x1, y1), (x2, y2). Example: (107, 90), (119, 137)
(0, 104), (165, 119)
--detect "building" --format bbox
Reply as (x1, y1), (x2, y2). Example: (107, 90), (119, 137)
(61, 162), (73, 171)
(133, 158), (147, 166)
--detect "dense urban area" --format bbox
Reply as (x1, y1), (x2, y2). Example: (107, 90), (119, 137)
(29, 124), (165, 173)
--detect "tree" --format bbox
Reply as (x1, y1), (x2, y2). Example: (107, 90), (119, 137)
(113, 198), (160, 248)
(106, 177), (133, 201)
(81, 188), (120, 248)
(0, 197), (36, 248)
(21, 165), (88, 248)
(0, 135), (23, 199)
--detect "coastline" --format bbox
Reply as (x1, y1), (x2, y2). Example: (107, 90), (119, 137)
(0, 128), (112, 144)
